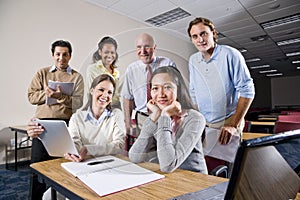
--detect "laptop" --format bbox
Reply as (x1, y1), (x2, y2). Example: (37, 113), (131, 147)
(170, 129), (300, 200)
(35, 119), (79, 157)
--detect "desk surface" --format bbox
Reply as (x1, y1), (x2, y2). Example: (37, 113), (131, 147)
(31, 157), (228, 199)
(250, 121), (276, 126)
(9, 125), (27, 133)
(242, 132), (272, 140)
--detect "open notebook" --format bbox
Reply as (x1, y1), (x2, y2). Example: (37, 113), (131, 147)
(61, 155), (165, 197)
(170, 129), (300, 200)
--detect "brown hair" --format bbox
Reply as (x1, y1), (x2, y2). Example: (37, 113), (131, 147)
(82, 74), (116, 111)
(187, 17), (218, 42)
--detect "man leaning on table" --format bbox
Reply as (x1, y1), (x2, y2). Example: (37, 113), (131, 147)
(27, 40), (84, 200)
(187, 17), (255, 173)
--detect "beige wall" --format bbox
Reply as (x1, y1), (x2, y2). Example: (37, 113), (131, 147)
(0, 0), (196, 163)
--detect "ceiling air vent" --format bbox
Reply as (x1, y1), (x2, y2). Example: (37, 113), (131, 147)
(145, 7), (190, 27)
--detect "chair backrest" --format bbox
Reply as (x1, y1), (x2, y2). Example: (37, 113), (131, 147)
(225, 130), (300, 200)
(277, 115), (300, 123)
(274, 121), (300, 134)
(287, 111), (300, 115)
(243, 120), (251, 132)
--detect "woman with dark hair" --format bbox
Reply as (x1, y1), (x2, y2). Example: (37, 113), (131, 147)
(86, 36), (121, 108)
(64, 74), (126, 162)
(129, 66), (207, 174)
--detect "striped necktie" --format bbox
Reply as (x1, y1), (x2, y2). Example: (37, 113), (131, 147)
(146, 64), (152, 102)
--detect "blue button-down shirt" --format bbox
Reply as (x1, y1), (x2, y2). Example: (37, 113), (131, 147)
(49, 65), (72, 75)
(189, 44), (255, 123)
(85, 107), (113, 126)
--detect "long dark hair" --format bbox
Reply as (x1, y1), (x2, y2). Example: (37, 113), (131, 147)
(82, 74), (116, 111)
(150, 66), (197, 110)
(92, 36), (119, 65)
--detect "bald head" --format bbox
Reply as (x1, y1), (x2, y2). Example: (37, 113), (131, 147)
(135, 33), (156, 64)
(135, 33), (155, 47)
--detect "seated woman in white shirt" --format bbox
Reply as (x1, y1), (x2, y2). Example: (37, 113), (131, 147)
(64, 74), (126, 162)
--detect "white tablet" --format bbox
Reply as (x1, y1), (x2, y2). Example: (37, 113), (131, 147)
(35, 119), (79, 157)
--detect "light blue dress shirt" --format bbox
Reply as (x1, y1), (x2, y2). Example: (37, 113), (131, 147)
(49, 65), (72, 74)
(189, 44), (255, 123)
(85, 107), (113, 126)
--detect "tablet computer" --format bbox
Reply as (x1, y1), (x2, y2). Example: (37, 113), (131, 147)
(35, 119), (79, 157)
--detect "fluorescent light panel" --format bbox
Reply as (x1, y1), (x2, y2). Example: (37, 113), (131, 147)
(261, 13), (300, 29)
(277, 38), (300, 46)
(259, 70), (277, 73)
(266, 73), (283, 77)
(250, 64), (270, 69)
(246, 58), (261, 62)
(145, 7), (190, 27)
(286, 52), (300, 57)
(292, 60), (300, 64)
(297, 67), (300, 70)
(239, 49), (247, 53)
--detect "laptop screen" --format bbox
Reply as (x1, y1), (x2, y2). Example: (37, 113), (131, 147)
(225, 129), (300, 200)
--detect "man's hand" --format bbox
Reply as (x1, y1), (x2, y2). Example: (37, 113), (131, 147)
(45, 85), (62, 99)
(218, 126), (237, 144)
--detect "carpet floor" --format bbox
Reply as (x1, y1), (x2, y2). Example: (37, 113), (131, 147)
(0, 163), (31, 200)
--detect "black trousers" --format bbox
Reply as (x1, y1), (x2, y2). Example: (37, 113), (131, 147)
(28, 118), (69, 200)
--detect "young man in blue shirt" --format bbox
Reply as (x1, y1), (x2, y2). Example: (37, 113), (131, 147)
(187, 17), (255, 172)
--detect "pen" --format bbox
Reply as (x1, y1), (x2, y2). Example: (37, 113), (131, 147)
(87, 159), (114, 166)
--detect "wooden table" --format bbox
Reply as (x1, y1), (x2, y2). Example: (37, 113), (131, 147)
(249, 121), (276, 133)
(242, 132), (272, 140)
(30, 157), (228, 200)
(258, 117), (277, 121)
(7, 125), (31, 171)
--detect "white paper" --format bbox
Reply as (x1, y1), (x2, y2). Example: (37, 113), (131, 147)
(203, 127), (240, 163)
(46, 80), (74, 105)
(61, 156), (165, 196)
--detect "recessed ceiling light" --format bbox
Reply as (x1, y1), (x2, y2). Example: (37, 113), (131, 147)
(145, 7), (190, 27)
(246, 58), (261, 63)
(239, 49), (247, 53)
(268, 2), (280, 9)
(266, 73), (283, 77)
(286, 52), (300, 57)
(292, 60), (300, 64)
(277, 38), (300, 46)
(259, 70), (277, 73)
(261, 13), (300, 29)
(251, 35), (269, 42)
(250, 64), (270, 69)
(297, 67), (300, 70)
